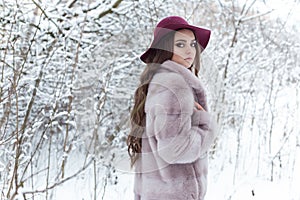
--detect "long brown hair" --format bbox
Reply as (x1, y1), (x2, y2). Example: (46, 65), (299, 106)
(127, 29), (202, 167)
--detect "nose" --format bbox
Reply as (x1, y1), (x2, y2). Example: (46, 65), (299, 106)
(185, 45), (192, 55)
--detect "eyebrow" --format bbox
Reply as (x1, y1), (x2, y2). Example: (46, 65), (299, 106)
(175, 39), (196, 42)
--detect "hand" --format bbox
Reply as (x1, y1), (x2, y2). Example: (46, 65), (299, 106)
(194, 102), (205, 111)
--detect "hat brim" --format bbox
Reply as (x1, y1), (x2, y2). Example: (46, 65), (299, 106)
(140, 24), (211, 63)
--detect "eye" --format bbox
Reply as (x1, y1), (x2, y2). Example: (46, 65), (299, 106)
(190, 41), (197, 47)
(175, 42), (185, 48)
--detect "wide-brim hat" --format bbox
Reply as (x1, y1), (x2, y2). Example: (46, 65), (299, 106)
(140, 16), (211, 63)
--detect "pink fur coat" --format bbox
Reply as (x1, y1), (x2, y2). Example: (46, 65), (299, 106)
(134, 60), (217, 200)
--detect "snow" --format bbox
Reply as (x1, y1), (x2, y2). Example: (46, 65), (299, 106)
(1, 0), (299, 199)
(206, 163), (298, 200)
(87, 161), (300, 200)
(41, 144), (300, 200)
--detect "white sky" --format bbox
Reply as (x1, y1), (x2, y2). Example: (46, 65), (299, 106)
(258, 0), (300, 28)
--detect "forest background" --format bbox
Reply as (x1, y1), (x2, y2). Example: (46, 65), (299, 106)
(0, 0), (299, 199)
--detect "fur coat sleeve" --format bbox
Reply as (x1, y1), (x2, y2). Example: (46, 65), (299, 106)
(144, 60), (217, 164)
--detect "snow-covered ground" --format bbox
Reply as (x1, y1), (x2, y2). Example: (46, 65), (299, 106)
(1, 1), (299, 199)
(100, 162), (300, 200)
(99, 146), (300, 200)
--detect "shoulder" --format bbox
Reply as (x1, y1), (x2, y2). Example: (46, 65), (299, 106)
(146, 72), (194, 114)
(151, 72), (188, 90)
(149, 72), (191, 99)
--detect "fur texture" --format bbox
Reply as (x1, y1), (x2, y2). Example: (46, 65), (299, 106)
(134, 60), (217, 200)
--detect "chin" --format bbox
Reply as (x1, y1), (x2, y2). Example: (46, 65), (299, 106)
(183, 62), (192, 68)
(172, 58), (191, 68)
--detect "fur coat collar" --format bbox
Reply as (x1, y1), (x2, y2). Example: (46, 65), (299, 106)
(157, 60), (208, 111)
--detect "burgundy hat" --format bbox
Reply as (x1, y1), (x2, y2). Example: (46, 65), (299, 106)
(140, 16), (211, 63)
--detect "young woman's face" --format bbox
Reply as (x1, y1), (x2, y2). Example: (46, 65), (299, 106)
(171, 29), (197, 68)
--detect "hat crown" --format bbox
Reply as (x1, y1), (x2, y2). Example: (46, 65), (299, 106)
(156, 16), (188, 28)
(154, 16), (188, 37)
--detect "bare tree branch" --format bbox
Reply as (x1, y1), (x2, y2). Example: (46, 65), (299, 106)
(99, 0), (123, 18)
(22, 159), (94, 196)
(240, 9), (274, 22)
(31, 0), (63, 35)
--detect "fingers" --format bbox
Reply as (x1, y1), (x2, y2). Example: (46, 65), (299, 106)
(194, 102), (205, 111)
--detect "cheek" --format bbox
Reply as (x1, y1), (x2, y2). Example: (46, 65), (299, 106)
(190, 48), (197, 56)
(172, 54), (183, 62)
(171, 54), (189, 67)
(173, 48), (184, 57)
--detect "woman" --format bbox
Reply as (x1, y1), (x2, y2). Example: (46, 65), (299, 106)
(127, 16), (217, 200)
